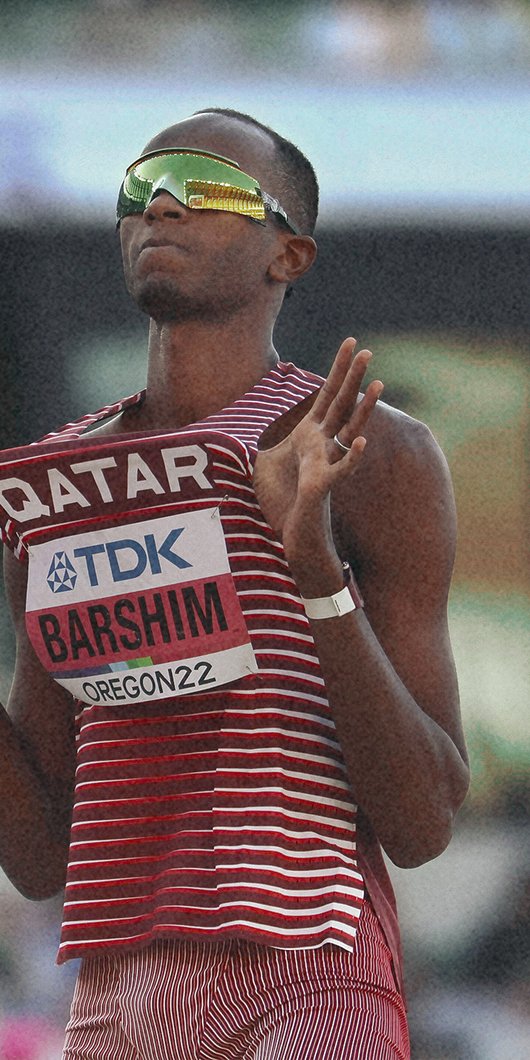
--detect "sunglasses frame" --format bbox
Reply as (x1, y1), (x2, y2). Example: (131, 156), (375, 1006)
(116, 148), (298, 234)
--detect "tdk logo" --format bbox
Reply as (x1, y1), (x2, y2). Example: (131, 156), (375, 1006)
(47, 551), (78, 593)
(47, 529), (191, 591)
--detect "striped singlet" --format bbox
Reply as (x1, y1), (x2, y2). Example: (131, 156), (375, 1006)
(0, 361), (367, 964)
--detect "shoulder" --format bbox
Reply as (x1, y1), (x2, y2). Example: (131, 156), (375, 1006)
(332, 399), (456, 588)
(337, 396), (454, 515)
(368, 399), (453, 493)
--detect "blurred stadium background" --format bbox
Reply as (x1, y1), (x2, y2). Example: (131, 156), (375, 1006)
(0, 1), (528, 1057)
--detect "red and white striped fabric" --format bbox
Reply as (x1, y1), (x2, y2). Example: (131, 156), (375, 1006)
(0, 362), (368, 962)
(63, 898), (409, 1059)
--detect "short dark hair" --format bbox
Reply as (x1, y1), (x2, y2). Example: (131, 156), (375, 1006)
(194, 108), (319, 236)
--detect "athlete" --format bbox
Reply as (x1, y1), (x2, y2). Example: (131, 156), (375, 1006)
(0, 109), (469, 1059)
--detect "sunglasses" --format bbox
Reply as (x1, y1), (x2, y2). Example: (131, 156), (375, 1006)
(116, 148), (298, 234)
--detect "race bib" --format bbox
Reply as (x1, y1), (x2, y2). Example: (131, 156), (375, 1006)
(25, 506), (258, 705)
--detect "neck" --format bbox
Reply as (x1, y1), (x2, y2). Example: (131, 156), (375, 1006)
(132, 313), (279, 431)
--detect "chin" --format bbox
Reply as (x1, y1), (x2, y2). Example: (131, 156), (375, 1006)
(131, 273), (249, 325)
(135, 279), (190, 322)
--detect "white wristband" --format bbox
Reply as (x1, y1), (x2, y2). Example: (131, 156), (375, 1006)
(301, 572), (362, 619)
(301, 585), (356, 619)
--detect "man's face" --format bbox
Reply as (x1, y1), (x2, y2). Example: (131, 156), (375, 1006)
(119, 114), (288, 324)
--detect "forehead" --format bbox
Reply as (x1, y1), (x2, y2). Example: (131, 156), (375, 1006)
(141, 114), (277, 187)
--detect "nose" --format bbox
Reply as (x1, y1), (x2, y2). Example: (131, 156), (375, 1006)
(143, 190), (188, 223)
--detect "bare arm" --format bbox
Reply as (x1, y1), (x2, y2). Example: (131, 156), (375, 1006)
(253, 340), (469, 868)
(0, 547), (77, 898)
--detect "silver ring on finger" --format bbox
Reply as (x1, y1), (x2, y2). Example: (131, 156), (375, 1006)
(333, 433), (352, 454)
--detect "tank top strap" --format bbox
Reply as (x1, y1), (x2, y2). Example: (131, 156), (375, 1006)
(35, 390), (146, 444)
(35, 361), (324, 450)
(188, 361), (324, 454)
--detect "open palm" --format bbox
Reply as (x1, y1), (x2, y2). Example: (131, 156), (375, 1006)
(253, 339), (383, 568)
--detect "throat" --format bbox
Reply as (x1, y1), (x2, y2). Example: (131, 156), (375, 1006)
(141, 347), (280, 432)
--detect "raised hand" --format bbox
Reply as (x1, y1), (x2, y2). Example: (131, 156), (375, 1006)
(253, 338), (383, 593)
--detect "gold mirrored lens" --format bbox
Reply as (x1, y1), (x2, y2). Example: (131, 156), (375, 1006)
(184, 180), (266, 221)
(117, 149), (297, 233)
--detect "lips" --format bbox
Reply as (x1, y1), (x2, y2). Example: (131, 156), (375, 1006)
(140, 238), (185, 252)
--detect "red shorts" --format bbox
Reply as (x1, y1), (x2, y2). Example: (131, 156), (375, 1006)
(62, 901), (409, 1059)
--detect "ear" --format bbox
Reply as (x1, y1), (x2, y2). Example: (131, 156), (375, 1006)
(267, 234), (318, 287)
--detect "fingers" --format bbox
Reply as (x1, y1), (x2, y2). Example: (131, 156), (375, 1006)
(323, 350), (376, 439)
(330, 436), (369, 487)
(332, 377), (384, 452)
(310, 338), (383, 471)
(314, 339), (380, 430)
(311, 338), (358, 422)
